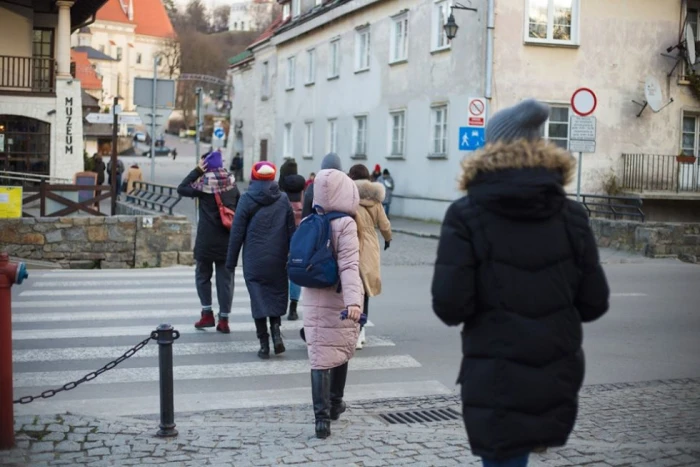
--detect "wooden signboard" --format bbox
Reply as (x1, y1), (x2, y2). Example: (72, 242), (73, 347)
(74, 171), (98, 204)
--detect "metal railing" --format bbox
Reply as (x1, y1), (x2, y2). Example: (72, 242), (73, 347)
(127, 181), (182, 214)
(0, 170), (71, 187)
(622, 153), (700, 193)
(572, 193), (645, 222)
(0, 55), (56, 93)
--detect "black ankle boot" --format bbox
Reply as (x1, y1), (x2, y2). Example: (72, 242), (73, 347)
(271, 322), (285, 354)
(311, 369), (331, 439)
(330, 362), (348, 421)
(288, 300), (298, 321)
(257, 336), (270, 360)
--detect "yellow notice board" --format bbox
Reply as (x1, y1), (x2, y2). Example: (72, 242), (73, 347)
(0, 186), (23, 218)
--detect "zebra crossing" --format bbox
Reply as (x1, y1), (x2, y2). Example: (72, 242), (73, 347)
(11, 267), (453, 417)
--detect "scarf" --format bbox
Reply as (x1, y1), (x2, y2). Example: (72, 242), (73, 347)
(190, 168), (236, 194)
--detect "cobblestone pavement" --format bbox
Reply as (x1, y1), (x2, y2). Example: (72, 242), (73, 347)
(2, 378), (698, 466)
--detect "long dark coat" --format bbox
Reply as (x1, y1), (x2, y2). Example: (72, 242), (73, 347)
(177, 168), (240, 262)
(226, 180), (296, 319)
(432, 139), (610, 460)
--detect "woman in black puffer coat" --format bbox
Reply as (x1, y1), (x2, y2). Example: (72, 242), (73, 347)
(432, 100), (609, 467)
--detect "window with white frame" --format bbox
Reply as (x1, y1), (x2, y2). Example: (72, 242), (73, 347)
(355, 27), (371, 71)
(286, 56), (296, 90)
(304, 122), (314, 157)
(315, 0), (322, 5)
(390, 14), (409, 63)
(329, 39), (340, 78)
(390, 111), (406, 156)
(283, 3), (290, 19)
(284, 123), (293, 157)
(327, 119), (338, 153)
(292, 0), (301, 17)
(433, 0), (451, 51)
(261, 61), (270, 98)
(353, 116), (368, 156)
(526, 0), (579, 44)
(682, 113), (699, 156)
(683, 4), (700, 79)
(539, 105), (569, 149)
(431, 105), (448, 155)
(306, 49), (316, 84)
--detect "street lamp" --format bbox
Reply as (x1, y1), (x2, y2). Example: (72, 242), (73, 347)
(443, 2), (478, 41)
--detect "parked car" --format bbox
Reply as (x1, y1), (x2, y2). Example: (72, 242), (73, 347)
(142, 146), (172, 157)
(133, 132), (147, 143)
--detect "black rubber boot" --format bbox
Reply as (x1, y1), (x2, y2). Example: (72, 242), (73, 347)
(257, 337), (270, 360)
(271, 322), (286, 355)
(330, 362), (348, 421)
(288, 300), (299, 321)
(311, 369), (331, 439)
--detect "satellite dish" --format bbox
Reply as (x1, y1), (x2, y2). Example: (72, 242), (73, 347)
(644, 76), (663, 112)
(686, 23), (696, 66)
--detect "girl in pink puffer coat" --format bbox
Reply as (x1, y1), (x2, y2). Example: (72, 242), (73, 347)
(302, 168), (364, 439)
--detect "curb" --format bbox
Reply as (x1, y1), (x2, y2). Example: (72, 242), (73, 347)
(392, 228), (440, 240)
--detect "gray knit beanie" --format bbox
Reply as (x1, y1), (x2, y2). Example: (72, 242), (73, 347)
(321, 152), (342, 170)
(485, 99), (550, 144)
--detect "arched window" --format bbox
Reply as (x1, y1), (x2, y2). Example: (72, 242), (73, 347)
(0, 115), (51, 178)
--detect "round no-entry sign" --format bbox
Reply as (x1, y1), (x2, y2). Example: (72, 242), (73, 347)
(571, 88), (597, 116)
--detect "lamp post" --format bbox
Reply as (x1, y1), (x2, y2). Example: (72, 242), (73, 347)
(443, 2), (478, 41)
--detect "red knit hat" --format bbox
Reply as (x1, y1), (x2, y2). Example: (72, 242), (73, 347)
(251, 161), (277, 181)
(374, 164), (381, 172)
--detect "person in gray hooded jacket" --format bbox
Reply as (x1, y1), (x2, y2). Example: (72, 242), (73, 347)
(302, 153), (343, 219)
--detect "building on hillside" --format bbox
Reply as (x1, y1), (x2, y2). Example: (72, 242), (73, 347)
(229, 0), (276, 32)
(70, 0), (179, 111)
(71, 44), (118, 107)
(70, 49), (104, 101)
(491, 0), (699, 221)
(0, 0), (107, 181)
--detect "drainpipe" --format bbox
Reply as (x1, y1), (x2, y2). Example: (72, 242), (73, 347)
(484, 0), (495, 117)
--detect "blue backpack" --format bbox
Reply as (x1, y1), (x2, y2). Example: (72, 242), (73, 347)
(287, 207), (349, 289)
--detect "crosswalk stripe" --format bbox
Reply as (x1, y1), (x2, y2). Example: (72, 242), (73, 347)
(13, 308), (260, 322)
(12, 336), (396, 362)
(13, 355), (421, 387)
(13, 381), (456, 417)
(20, 288), (246, 297)
(13, 296), (250, 308)
(39, 269), (242, 279)
(11, 320), (374, 340)
(31, 278), (246, 288)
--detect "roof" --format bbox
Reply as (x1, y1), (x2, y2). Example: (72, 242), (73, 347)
(95, 0), (175, 39)
(71, 0), (110, 30)
(72, 46), (116, 61)
(70, 50), (103, 91)
(228, 49), (253, 66)
(81, 90), (101, 110)
(247, 14), (286, 49)
(275, 0), (352, 36)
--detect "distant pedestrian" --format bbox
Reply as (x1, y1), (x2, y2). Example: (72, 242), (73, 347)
(432, 99), (610, 467)
(123, 163), (143, 198)
(348, 164), (392, 350)
(106, 157), (125, 199)
(305, 172), (315, 189)
(302, 168), (363, 439)
(177, 150), (241, 334)
(370, 164), (381, 182)
(278, 158), (306, 321)
(226, 161), (296, 359)
(302, 153), (342, 219)
(172, 148), (178, 160)
(230, 152), (244, 182)
(375, 168), (394, 218)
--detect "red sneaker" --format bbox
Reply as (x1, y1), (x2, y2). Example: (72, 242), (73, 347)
(216, 319), (230, 334)
(194, 312), (215, 329)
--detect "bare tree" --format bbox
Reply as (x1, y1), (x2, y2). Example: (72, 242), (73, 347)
(158, 35), (181, 79)
(185, 0), (210, 33)
(249, 1), (281, 31)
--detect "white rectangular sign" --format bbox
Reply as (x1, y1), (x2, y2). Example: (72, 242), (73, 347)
(569, 116), (596, 141)
(569, 139), (596, 153)
(86, 113), (143, 125)
(468, 97), (486, 127)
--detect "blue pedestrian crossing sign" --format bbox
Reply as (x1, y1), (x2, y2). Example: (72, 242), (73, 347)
(459, 127), (485, 151)
(213, 127), (225, 139)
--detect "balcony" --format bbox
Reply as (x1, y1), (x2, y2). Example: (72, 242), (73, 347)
(0, 55), (56, 95)
(621, 153), (700, 196)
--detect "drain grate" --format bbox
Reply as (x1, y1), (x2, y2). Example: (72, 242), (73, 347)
(378, 408), (462, 425)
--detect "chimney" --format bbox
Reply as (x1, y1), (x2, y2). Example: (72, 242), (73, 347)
(128, 0), (134, 20)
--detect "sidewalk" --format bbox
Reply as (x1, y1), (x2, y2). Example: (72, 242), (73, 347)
(1, 378), (698, 466)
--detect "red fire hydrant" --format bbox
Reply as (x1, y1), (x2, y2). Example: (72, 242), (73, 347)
(0, 252), (28, 450)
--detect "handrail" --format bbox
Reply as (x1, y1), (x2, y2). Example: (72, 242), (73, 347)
(125, 181), (182, 215)
(570, 193), (645, 222)
(0, 171), (71, 184)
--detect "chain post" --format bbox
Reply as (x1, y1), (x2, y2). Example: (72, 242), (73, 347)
(152, 324), (179, 438)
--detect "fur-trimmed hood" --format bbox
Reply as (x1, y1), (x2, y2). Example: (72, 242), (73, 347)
(355, 179), (386, 207)
(460, 139), (575, 190)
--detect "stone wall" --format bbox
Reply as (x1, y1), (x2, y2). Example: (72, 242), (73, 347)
(0, 215), (193, 269)
(591, 219), (700, 262)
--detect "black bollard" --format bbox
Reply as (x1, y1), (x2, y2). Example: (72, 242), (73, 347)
(153, 324), (179, 438)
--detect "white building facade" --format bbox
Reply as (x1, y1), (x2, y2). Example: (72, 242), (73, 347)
(229, 0), (276, 32)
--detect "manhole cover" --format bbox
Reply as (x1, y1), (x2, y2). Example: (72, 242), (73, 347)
(378, 408), (462, 424)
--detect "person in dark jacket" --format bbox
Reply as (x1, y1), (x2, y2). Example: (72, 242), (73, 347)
(278, 158), (306, 321)
(431, 99), (610, 467)
(226, 161), (296, 359)
(302, 153), (342, 219)
(178, 150), (240, 334)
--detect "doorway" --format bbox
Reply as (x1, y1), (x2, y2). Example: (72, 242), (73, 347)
(260, 139), (268, 162)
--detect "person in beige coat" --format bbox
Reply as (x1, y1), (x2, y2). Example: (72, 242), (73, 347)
(348, 164), (392, 349)
(123, 163), (144, 198)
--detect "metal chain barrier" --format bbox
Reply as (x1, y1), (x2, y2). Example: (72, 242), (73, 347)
(13, 335), (154, 404)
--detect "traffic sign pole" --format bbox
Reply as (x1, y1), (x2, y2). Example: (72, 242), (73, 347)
(111, 96), (118, 216)
(150, 58), (158, 183)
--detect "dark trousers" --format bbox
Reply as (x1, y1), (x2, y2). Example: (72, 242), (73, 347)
(195, 260), (234, 318)
(360, 294), (369, 330)
(255, 317), (281, 338)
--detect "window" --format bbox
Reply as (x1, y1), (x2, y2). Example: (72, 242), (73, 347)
(32, 29), (54, 92)
(539, 105), (569, 149)
(283, 123), (293, 157)
(292, 0), (301, 17)
(391, 14), (409, 63)
(390, 111), (406, 156)
(526, 0), (579, 44)
(99, 45), (105, 53)
(234, 22), (238, 30)
(353, 116), (368, 156)
(328, 39), (340, 78)
(0, 116), (51, 177)
(136, 53), (142, 64)
(261, 61), (270, 98)
(241, 21), (245, 30)
(327, 119), (338, 153)
(683, 5), (700, 79)
(304, 122), (314, 157)
(283, 3), (290, 20)
(433, 0), (451, 51)
(306, 49), (316, 84)
(431, 105), (448, 155)
(315, 0), (322, 5)
(286, 56), (296, 90)
(355, 27), (370, 72)
(681, 114), (700, 156)
(116, 47), (123, 61)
